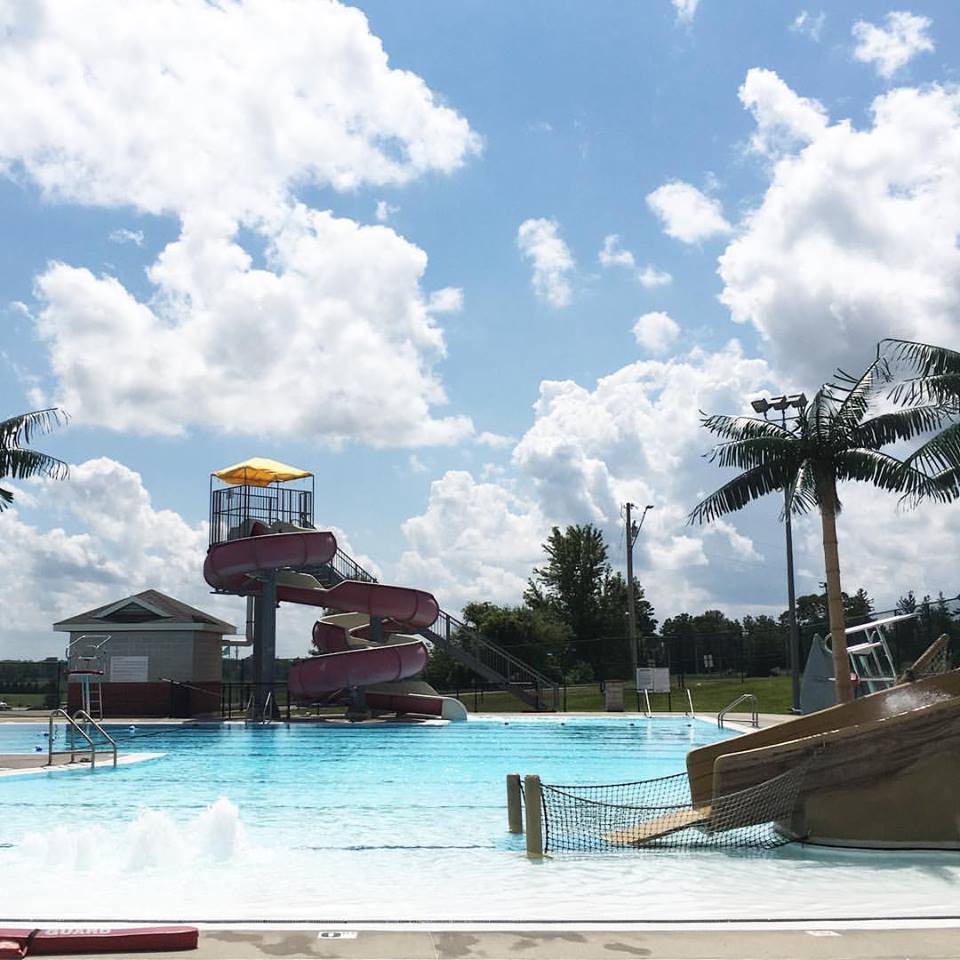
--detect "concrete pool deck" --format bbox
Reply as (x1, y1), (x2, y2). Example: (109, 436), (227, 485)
(44, 924), (960, 959)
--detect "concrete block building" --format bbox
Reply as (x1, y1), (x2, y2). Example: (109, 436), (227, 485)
(53, 590), (236, 717)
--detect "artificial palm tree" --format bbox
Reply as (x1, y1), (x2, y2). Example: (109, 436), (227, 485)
(689, 348), (960, 704)
(0, 408), (69, 511)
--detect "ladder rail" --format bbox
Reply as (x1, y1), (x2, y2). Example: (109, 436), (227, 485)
(262, 691), (274, 725)
(74, 709), (118, 767)
(48, 709), (95, 768)
(717, 693), (759, 728)
(684, 688), (694, 718)
(641, 688), (652, 717)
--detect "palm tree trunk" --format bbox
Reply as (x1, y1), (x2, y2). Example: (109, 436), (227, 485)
(817, 474), (853, 704)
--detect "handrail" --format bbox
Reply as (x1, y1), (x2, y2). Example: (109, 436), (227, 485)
(640, 688), (651, 717)
(262, 690), (274, 725)
(317, 546), (561, 711)
(717, 693), (759, 728)
(684, 688), (694, 718)
(48, 709), (95, 767)
(74, 709), (118, 767)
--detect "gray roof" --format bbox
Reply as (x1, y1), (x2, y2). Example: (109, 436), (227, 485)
(54, 589), (235, 632)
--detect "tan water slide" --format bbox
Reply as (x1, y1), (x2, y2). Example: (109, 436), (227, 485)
(686, 669), (960, 848)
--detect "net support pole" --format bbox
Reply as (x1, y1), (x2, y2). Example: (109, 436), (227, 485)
(524, 775), (544, 858)
(507, 773), (523, 834)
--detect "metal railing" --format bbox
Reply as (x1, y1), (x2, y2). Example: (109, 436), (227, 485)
(48, 709), (117, 768)
(209, 483), (314, 546)
(313, 547), (560, 711)
(718, 693), (759, 728)
(684, 688), (694, 718)
(221, 682), (291, 722)
(640, 688), (652, 717)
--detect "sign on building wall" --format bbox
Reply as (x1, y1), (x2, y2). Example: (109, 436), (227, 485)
(110, 656), (149, 682)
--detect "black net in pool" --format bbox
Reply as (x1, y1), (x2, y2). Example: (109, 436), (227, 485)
(534, 764), (808, 852)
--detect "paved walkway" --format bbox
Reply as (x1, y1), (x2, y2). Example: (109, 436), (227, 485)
(63, 925), (960, 959)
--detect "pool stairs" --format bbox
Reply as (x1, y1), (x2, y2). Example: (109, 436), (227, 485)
(309, 547), (560, 711)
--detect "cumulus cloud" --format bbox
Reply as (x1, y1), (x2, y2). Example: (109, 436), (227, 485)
(791, 11), (825, 42)
(738, 67), (828, 156)
(0, 0), (480, 220)
(598, 235), (672, 287)
(375, 200), (400, 223)
(852, 11), (934, 78)
(720, 74), (960, 383)
(398, 471), (548, 611)
(400, 342), (778, 620)
(34, 208), (472, 446)
(632, 312), (681, 354)
(0, 459), (224, 657)
(672, 0), (700, 24)
(108, 228), (144, 247)
(516, 218), (575, 308)
(1, 0), (480, 447)
(646, 182), (731, 243)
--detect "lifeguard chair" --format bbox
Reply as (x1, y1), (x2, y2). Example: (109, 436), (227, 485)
(65, 634), (110, 719)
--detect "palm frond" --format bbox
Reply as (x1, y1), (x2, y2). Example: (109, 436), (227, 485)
(882, 339), (960, 378)
(887, 373), (960, 408)
(689, 462), (793, 525)
(0, 408), (69, 448)
(699, 413), (794, 442)
(806, 384), (839, 442)
(0, 447), (69, 482)
(836, 448), (952, 506)
(904, 421), (960, 476)
(706, 436), (799, 471)
(788, 460), (819, 515)
(0, 486), (12, 511)
(830, 356), (893, 438)
(929, 465), (960, 502)
(852, 403), (959, 450)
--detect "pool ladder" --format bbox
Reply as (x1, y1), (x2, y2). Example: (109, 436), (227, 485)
(48, 709), (117, 768)
(717, 693), (760, 728)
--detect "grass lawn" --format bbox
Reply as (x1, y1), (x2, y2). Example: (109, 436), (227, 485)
(453, 673), (794, 715)
(0, 692), (48, 709)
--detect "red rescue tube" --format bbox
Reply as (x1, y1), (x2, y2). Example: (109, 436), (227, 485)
(0, 926), (198, 955)
(288, 641), (428, 700)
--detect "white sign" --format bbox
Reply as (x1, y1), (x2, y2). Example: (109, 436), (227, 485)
(110, 656), (149, 682)
(636, 667), (670, 693)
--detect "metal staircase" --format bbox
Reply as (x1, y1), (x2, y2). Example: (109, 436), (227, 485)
(310, 548), (560, 711)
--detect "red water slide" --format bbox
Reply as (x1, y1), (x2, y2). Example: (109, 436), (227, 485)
(204, 528), (444, 715)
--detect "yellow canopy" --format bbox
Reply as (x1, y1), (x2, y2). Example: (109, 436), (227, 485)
(212, 457), (313, 487)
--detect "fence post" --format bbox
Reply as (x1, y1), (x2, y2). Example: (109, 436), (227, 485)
(506, 773), (523, 834)
(524, 774), (544, 858)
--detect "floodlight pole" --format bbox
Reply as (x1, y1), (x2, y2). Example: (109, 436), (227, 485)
(624, 503), (653, 678)
(752, 394), (806, 714)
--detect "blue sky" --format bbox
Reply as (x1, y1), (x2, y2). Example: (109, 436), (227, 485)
(2, 0), (960, 657)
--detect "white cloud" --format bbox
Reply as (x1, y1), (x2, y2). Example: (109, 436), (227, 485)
(477, 431), (515, 449)
(108, 228), (144, 247)
(428, 287), (464, 314)
(34, 208), (473, 446)
(398, 471), (547, 612)
(852, 11), (934, 78)
(598, 234), (672, 287)
(516, 218), (575, 308)
(632, 311), (681, 354)
(720, 75), (960, 383)
(0, 459), (229, 657)
(637, 265), (673, 288)
(791, 11), (825, 42)
(375, 200), (399, 223)
(646, 182), (731, 243)
(738, 67), (828, 156)
(2, 0), (480, 448)
(672, 0), (700, 25)
(0, 0), (480, 221)
(400, 342), (777, 621)
(598, 234), (635, 269)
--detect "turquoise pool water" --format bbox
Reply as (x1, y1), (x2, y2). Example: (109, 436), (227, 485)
(0, 716), (958, 922)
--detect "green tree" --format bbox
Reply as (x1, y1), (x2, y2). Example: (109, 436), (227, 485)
(460, 601), (571, 676)
(1, 408), (69, 510)
(741, 615), (788, 676)
(690, 347), (960, 703)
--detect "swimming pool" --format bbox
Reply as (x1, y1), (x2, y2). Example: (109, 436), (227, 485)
(0, 716), (958, 923)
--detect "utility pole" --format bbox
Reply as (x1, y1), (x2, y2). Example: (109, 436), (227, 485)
(624, 503), (653, 679)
